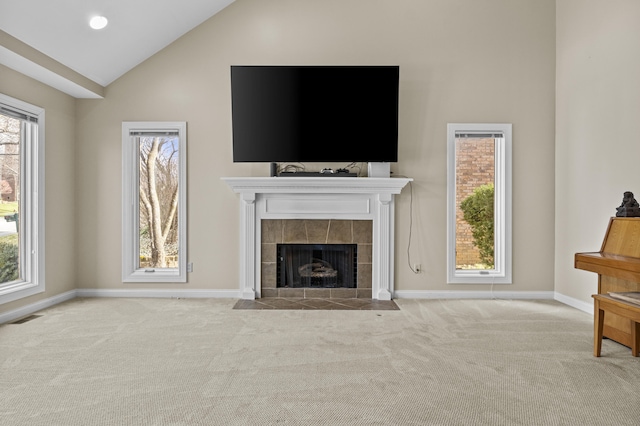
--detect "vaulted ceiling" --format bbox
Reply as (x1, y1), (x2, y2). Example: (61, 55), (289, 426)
(0, 0), (235, 98)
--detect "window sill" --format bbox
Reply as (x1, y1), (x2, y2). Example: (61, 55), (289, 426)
(447, 272), (512, 285)
(123, 269), (186, 283)
(0, 281), (44, 305)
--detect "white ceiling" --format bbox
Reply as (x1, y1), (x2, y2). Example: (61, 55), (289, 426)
(0, 0), (235, 97)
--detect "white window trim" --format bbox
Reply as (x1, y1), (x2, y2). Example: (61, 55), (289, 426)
(446, 123), (512, 284)
(0, 94), (45, 304)
(122, 122), (187, 282)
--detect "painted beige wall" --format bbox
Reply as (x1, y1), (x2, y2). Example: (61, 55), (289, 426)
(73, 0), (556, 294)
(0, 64), (76, 314)
(556, 0), (640, 307)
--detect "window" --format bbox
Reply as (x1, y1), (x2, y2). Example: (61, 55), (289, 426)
(0, 94), (45, 304)
(122, 122), (187, 282)
(447, 123), (512, 284)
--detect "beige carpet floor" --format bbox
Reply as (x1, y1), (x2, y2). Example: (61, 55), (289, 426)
(1, 297), (639, 425)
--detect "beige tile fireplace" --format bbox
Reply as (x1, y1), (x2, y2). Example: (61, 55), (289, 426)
(223, 176), (412, 300)
(261, 219), (373, 298)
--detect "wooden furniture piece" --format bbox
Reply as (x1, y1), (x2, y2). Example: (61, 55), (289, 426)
(575, 217), (640, 348)
(592, 294), (640, 357)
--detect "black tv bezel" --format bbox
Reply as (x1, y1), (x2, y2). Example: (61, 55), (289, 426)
(230, 65), (399, 164)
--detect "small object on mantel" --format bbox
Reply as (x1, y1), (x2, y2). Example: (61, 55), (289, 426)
(609, 291), (640, 306)
(615, 191), (640, 217)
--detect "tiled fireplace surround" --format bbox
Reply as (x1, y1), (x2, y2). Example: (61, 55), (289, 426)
(261, 219), (373, 299)
(223, 177), (412, 300)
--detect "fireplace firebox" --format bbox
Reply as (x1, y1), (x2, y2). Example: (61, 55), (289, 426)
(277, 244), (357, 288)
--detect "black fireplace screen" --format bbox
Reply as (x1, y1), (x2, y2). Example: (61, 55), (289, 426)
(277, 244), (357, 288)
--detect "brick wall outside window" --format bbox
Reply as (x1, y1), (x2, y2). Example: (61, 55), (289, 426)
(455, 138), (495, 268)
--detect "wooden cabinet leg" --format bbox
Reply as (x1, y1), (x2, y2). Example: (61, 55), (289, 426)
(594, 299), (604, 357)
(632, 320), (639, 357)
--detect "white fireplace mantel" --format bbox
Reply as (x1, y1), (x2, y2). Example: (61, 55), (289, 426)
(222, 177), (412, 300)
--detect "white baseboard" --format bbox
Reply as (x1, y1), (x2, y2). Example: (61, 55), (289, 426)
(0, 288), (242, 324)
(0, 290), (77, 324)
(394, 290), (593, 315)
(75, 288), (242, 299)
(394, 290), (556, 300)
(1, 288), (591, 325)
(553, 291), (593, 314)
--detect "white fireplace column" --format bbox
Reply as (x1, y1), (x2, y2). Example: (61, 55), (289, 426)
(222, 177), (412, 300)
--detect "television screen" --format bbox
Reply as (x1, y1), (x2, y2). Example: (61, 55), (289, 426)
(231, 65), (399, 163)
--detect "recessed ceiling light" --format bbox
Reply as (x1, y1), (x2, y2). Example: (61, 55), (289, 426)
(89, 16), (108, 30)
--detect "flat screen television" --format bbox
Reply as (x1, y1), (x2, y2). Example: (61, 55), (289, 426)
(230, 65), (399, 164)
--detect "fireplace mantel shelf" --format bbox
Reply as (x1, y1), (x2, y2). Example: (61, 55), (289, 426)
(222, 176), (411, 195)
(223, 176), (412, 300)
